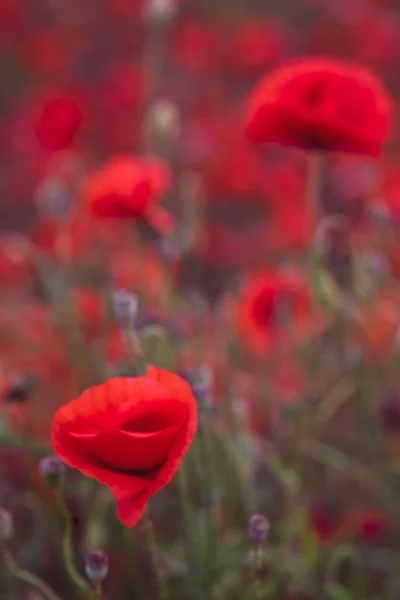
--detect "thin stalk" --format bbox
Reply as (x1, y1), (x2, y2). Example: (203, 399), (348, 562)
(2, 549), (63, 600)
(307, 153), (323, 278)
(249, 546), (263, 600)
(90, 584), (102, 600)
(54, 490), (91, 597)
(178, 455), (197, 562)
(325, 543), (365, 597)
(124, 329), (149, 375)
(143, 510), (168, 600)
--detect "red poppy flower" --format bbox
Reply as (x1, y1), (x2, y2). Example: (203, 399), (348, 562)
(33, 90), (85, 153)
(51, 368), (198, 526)
(236, 269), (313, 356)
(244, 57), (392, 157)
(99, 64), (145, 113)
(204, 133), (265, 198)
(82, 156), (174, 233)
(197, 223), (267, 270)
(73, 287), (104, 338)
(22, 28), (71, 79)
(170, 21), (221, 73)
(228, 20), (289, 74)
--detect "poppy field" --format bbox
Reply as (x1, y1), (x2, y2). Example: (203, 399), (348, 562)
(1, 0), (400, 599)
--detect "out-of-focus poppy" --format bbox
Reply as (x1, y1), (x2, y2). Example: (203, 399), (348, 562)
(82, 155), (174, 233)
(236, 269), (313, 357)
(32, 88), (85, 153)
(203, 133), (266, 199)
(228, 19), (290, 74)
(170, 21), (222, 73)
(244, 57), (392, 157)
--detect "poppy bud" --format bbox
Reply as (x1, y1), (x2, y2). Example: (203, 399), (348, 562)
(35, 177), (72, 220)
(147, 100), (180, 145)
(3, 373), (36, 404)
(39, 455), (66, 489)
(141, 325), (171, 368)
(112, 290), (138, 330)
(248, 514), (270, 546)
(191, 366), (213, 409)
(0, 508), (13, 544)
(144, 0), (176, 25)
(312, 271), (336, 310)
(84, 551), (109, 585)
(381, 394), (400, 431)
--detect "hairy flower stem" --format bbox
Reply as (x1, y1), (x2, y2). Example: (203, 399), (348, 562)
(307, 153), (323, 288)
(143, 510), (168, 600)
(250, 546), (263, 600)
(54, 490), (92, 597)
(178, 455), (200, 574)
(90, 584), (102, 600)
(124, 329), (149, 375)
(2, 549), (62, 600)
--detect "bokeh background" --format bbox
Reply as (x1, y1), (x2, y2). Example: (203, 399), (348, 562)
(2, 1), (400, 599)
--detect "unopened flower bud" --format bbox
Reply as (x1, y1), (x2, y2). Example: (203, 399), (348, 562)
(144, 0), (176, 25)
(368, 202), (391, 226)
(39, 455), (66, 489)
(381, 394), (400, 431)
(112, 290), (138, 330)
(312, 271), (336, 310)
(3, 373), (36, 404)
(85, 550), (109, 585)
(0, 508), (13, 544)
(35, 177), (72, 219)
(147, 100), (180, 143)
(248, 514), (270, 546)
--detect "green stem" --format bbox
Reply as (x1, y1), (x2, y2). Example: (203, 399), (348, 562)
(178, 456), (197, 559)
(325, 543), (364, 597)
(307, 153), (323, 292)
(2, 549), (63, 600)
(55, 490), (91, 597)
(124, 329), (149, 375)
(90, 584), (102, 600)
(143, 510), (168, 600)
(250, 546), (263, 600)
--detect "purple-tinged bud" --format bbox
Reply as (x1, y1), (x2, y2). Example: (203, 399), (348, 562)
(248, 514), (270, 546)
(3, 373), (36, 404)
(85, 551), (109, 585)
(39, 455), (66, 489)
(112, 290), (138, 330)
(381, 394), (400, 431)
(0, 508), (13, 544)
(35, 177), (72, 219)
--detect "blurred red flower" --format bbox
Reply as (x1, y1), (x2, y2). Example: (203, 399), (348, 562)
(73, 287), (104, 337)
(197, 223), (267, 270)
(33, 90), (85, 153)
(52, 368), (197, 526)
(310, 500), (387, 546)
(244, 57), (392, 157)
(22, 28), (71, 79)
(170, 21), (222, 73)
(236, 269), (313, 356)
(228, 20), (290, 74)
(204, 133), (266, 198)
(82, 156), (174, 233)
